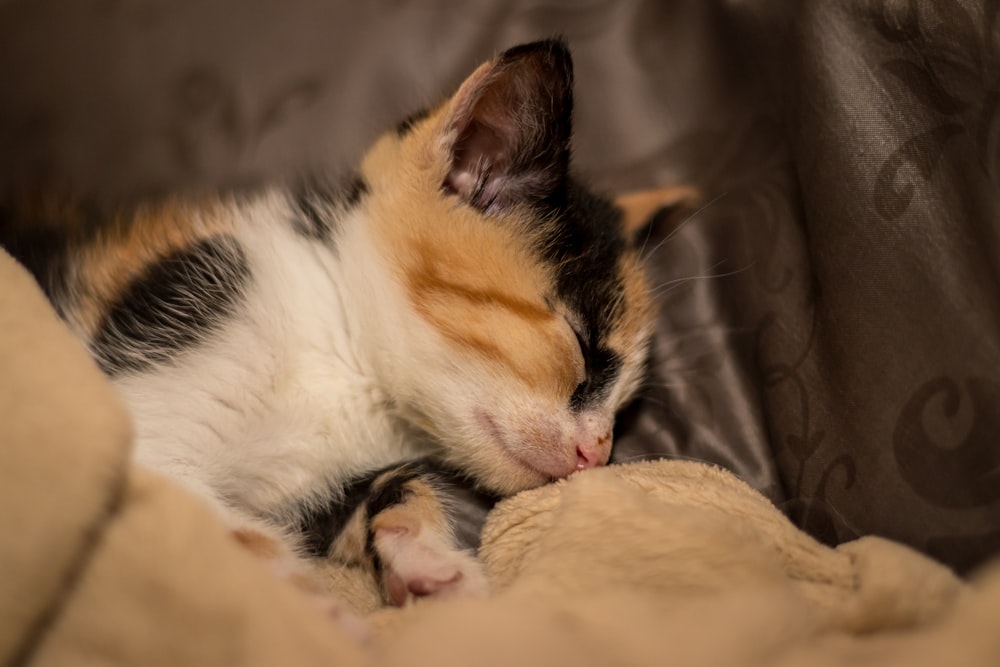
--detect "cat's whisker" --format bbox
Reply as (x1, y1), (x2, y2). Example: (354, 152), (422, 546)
(604, 287), (628, 319)
(640, 378), (707, 393)
(639, 375), (713, 395)
(647, 261), (755, 300)
(637, 368), (712, 391)
(649, 335), (754, 364)
(611, 452), (726, 469)
(629, 394), (677, 410)
(637, 191), (730, 258)
(654, 323), (752, 344)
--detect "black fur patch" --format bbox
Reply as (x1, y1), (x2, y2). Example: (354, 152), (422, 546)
(91, 235), (250, 376)
(366, 465), (421, 518)
(292, 186), (334, 240)
(543, 178), (627, 410)
(291, 174), (369, 241)
(569, 346), (623, 411)
(296, 473), (380, 559)
(395, 107), (430, 137)
(294, 462), (423, 560)
(344, 174), (370, 208)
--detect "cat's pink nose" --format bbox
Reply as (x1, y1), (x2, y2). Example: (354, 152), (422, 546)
(575, 430), (612, 470)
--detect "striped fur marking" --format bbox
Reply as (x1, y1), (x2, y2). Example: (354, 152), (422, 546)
(297, 462), (469, 605)
(365, 474), (441, 570)
(296, 460), (496, 561)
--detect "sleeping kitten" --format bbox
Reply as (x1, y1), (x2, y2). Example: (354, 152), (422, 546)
(2, 40), (692, 612)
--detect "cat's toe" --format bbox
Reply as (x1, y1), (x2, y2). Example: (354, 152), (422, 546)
(376, 528), (489, 606)
(385, 554), (488, 606)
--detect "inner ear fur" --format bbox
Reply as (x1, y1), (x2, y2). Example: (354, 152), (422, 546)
(441, 40), (574, 215)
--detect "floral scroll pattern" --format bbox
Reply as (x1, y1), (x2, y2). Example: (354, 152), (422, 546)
(872, 0), (1000, 219)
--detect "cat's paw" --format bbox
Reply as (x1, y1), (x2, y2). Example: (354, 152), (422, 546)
(375, 525), (489, 606)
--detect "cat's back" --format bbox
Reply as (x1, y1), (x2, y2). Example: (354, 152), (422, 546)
(1, 186), (410, 519)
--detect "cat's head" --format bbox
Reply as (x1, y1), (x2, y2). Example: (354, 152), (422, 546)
(356, 40), (673, 494)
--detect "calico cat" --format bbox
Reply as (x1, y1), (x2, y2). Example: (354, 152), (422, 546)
(2, 40), (693, 613)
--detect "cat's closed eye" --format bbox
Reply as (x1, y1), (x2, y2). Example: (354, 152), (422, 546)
(570, 323), (591, 373)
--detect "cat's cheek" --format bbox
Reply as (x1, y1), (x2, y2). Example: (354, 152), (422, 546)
(512, 413), (613, 478)
(461, 427), (553, 493)
(470, 407), (613, 491)
(483, 450), (554, 492)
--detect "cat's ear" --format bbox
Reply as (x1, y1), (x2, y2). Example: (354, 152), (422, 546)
(615, 185), (701, 245)
(441, 40), (573, 214)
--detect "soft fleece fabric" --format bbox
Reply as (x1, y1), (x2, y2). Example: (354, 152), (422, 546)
(3, 248), (999, 666)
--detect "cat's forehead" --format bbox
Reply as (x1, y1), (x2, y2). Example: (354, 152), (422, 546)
(360, 113), (557, 285)
(360, 109), (645, 321)
(356, 114), (651, 410)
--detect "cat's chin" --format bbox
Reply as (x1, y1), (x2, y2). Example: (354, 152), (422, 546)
(470, 407), (607, 494)
(468, 409), (552, 491)
(475, 454), (555, 496)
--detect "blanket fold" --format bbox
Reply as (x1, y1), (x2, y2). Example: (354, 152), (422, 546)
(0, 250), (132, 664)
(479, 461), (963, 634)
(2, 249), (998, 666)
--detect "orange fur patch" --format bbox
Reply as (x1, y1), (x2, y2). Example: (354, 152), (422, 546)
(361, 117), (583, 399)
(329, 509), (370, 565)
(607, 251), (654, 354)
(616, 185), (701, 238)
(369, 477), (449, 538)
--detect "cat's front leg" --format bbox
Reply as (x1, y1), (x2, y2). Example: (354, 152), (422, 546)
(369, 477), (489, 605)
(328, 462), (491, 607)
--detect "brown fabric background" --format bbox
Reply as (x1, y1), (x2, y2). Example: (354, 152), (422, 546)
(1, 0), (998, 573)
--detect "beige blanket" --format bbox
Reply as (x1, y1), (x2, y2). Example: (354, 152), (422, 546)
(3, 247), (999, 666)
